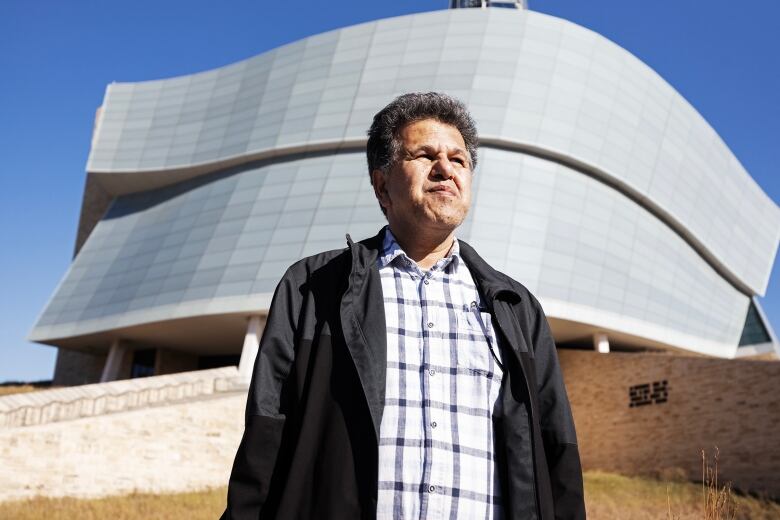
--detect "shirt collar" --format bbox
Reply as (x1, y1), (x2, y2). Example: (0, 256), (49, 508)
(377, 226), (462, 273)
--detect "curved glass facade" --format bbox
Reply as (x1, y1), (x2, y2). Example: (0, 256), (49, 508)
(31, 8), (779, 359)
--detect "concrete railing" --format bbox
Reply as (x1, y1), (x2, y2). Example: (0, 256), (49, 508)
(0, 366), (246, 429)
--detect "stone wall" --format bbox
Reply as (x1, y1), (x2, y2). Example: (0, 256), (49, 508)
(0, 392), (245, 501)
(558, 349), (780, 497)
(0, 367), (241, 429)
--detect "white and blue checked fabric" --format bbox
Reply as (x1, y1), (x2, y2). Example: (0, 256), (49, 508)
(376, 228), (504, 520)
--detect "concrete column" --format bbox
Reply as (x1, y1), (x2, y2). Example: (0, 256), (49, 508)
(238, 316), (267, 383)
(593, 333), (610, 354)
(100, 339), (131, 382)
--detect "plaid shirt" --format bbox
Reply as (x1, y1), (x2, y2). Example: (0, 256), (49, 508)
(376, 228), (504, 520)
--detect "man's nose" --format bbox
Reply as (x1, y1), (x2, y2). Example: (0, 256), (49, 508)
(432, 156), (456, 179)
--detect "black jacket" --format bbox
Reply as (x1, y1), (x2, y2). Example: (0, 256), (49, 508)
(223, 229), (585, 519)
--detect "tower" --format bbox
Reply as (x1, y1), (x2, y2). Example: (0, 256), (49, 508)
(449, 0), (528, 9)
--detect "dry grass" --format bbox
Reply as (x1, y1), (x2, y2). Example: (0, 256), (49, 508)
(0, 385), (38, 396)
(0, 381), (53, 396)
(1, 471), (778, 519)
(585, 471), (780, 520)
(700, 448), (737, 520)
(0, 488), (226, 520)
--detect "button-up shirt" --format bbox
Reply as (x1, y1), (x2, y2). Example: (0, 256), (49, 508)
(376, 228), (504, 519)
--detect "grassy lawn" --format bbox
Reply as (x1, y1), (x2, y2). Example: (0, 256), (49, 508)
(1, 472), (778, 519)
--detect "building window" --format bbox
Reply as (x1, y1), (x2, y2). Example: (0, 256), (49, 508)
(198, 354), (241, 370)
(451, 0), (487, 8)
(450, 0), (524, 8)
(738, 301), (771, 346)
(131, 349), (156, 378)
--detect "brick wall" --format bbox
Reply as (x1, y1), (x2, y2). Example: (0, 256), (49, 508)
(558, 349), (780, 497)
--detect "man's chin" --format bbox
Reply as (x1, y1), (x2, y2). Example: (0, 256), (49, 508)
(424, 210), (468, 232)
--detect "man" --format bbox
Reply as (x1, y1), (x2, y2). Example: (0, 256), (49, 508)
(223, 92), (585, 519)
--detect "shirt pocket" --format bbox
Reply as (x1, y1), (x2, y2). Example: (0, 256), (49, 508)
(455, 308), (503, 377)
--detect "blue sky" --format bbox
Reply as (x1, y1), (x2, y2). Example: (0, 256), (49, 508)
(1, 0), (777, 382)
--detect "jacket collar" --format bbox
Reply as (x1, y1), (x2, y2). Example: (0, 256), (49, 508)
(346, 226), (521, 290)
(345, 230), (382, 274)
(346, 227), (522, 303)
(457, 239), (522, 304)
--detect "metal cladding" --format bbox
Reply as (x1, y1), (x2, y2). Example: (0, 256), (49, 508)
(30, 8), (780, 358)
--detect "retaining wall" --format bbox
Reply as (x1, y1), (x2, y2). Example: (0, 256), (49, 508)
(558, 349), (780, 497)
(0, 366), (241, 428)
(3, 351), (779, 501)
(0, 391), (245, 501)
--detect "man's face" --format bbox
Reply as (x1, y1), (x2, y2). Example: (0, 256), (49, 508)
(372, 119), (473, 237)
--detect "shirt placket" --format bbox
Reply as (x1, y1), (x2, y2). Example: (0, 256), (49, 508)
(417, 264), (448, 520)
(378, 234), (503, 519)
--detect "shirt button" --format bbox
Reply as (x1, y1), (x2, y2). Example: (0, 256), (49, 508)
(470, 301), (477, 308)
(431, 421), (437, 428)
(429, 369), (435, 376)
(427, 322), (434, 328)
(428, 485), (436, 493)
(423, 279), (429, 285)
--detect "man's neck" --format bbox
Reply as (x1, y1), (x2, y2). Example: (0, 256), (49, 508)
(388, 225), (456, 270)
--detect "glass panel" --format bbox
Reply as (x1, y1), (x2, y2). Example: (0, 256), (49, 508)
(131, 349), (156, 378)
(738, 301), (771, 346)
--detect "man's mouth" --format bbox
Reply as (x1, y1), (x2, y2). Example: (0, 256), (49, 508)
(429, 186), (457, 196)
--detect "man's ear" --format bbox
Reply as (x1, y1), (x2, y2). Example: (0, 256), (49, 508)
(371, 169), (390, 211)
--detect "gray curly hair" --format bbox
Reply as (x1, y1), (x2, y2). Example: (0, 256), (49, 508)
(366, 92), (479, 179)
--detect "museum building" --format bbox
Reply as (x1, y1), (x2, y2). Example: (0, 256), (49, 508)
(30, 0), (779, 385)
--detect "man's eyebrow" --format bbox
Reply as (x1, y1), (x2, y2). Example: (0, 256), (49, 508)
(406, 144), (468, 156)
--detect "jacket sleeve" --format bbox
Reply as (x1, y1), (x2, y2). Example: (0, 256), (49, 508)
(222, 267), (301, 520)
(530, 296), (586, 520)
